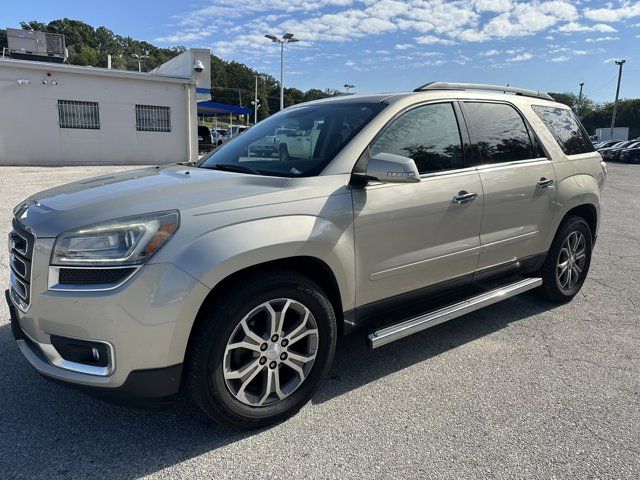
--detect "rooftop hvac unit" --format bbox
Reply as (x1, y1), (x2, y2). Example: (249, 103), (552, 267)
(6, 27), (68, 63)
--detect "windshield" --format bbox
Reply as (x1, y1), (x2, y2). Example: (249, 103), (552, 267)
(198, 102), (385, 177)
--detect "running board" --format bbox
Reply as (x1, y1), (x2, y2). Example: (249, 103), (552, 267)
(367, 277), (542, 349)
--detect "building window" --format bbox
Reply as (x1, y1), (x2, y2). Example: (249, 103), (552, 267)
(135, 105), (171, 132)
(57, 100), (100, 129)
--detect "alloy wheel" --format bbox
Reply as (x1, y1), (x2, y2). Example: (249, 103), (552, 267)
(222, 298), (319, 407)
(556, 231), (587, 291)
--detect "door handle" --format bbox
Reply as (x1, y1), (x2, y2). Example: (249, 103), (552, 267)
(452, 191), (478, 204)
(536, 177), (554, 189)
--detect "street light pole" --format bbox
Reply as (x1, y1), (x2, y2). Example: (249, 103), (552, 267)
(130, 53), (149, 72)
(577, 82), (584, 118)
(280, 42), (285, 111)
(344, 83), (356, 94)
(265, 33), (299, 111)
(610, 59), (626, 140)
(251, 75), (261, 125)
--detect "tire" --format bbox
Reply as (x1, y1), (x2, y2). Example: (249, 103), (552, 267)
(537, 215), (593, 303)
(279, 144), (290, 162)
(186, 271), (337, 429)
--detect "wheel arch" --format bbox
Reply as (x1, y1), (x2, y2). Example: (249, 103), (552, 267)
(184, 256), (346, 363)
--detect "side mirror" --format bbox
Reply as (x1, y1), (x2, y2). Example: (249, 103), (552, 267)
(362, 153), (420, 184)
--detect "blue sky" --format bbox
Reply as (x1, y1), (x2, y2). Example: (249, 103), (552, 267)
(3, 0), (640, 101)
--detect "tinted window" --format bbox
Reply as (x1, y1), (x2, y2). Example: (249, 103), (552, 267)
(532, 105), (594, 155)
(465, 102), (534, 164)
(199, 102), (384, 177)
(370, 103), (464, 174)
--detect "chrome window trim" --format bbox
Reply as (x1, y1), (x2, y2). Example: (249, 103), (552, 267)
(48, 265), (141, 292)
(475, 157), (551, 171)
(364, 166), (478, 189)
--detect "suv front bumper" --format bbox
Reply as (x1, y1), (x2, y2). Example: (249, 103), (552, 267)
(6, 260), (210, 406)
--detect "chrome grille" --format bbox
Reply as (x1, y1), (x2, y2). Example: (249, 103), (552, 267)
(8, 219), (34, 311)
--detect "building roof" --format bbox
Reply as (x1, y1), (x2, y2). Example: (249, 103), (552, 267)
(0, 57), (194, 84)
(197, 101), (253, 116)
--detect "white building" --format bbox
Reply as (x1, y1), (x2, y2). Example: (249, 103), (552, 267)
(0, 48), (211, 165)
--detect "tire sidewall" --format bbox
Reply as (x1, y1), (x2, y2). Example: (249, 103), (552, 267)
(199, 277), (336, 424)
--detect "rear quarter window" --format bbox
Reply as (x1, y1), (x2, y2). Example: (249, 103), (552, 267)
(532, 105), (594, 155)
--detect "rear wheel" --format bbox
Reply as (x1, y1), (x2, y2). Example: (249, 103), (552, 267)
(186, 271), (337, 429)
(537, 215), (593, 303)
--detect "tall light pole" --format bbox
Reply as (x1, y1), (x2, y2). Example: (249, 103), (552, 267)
(577, 82), (584, 119)
(130, 53), (149, 72)
(251, 75), (261, 125)
(265, 33), (299, 111)
(610, 59), (626, 140)
(344, 83), (355, 94)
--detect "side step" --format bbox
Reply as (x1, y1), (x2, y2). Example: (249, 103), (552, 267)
(367, 277), (542, 349)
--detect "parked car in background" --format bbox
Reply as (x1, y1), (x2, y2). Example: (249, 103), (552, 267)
(594, 140), (620, 150)
(197, 126), (213, 154)
(212, 128), (226, 147)
(220, 125), (249, 145)
(7, 82), (606, 429)
(620, 143), (640, 164)
(599, 141), (639, 162)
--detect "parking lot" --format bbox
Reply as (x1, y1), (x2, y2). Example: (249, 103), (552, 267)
(0, 163), (638, 479)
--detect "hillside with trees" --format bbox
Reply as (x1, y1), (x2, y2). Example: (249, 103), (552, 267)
(0, 19), (339, 120)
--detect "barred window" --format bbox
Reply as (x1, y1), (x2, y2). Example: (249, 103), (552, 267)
(57, 100), (100, 129)
(135, 105), (171, 132)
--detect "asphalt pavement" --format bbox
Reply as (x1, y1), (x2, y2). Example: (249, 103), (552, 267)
(0, 163), (638, 479)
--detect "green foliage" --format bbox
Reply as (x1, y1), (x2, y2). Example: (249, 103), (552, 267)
(581, 99), (640, 139)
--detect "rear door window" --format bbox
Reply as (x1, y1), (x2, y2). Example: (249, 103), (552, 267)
(463, 102), (535, 165)
(531, 105), (595, 155)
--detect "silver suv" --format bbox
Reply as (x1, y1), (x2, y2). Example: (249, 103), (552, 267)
(6, 82), (606, 428)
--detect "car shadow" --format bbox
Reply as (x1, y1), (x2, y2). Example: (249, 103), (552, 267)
(0, 292), (556, 478)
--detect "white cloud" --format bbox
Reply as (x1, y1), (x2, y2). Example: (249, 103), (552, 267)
(155, 0), (633, 61)
(550, 55), (570, 62)
(557, 22), (617, 33)
(415, 35), (456, 45)
(585, 36), (621, 42)
(508, 52), (533, 62)
(479, 49), (501, 56)
(584, 2), (640, 22)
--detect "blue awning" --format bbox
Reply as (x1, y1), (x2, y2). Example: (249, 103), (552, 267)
(197, 101), (252, 116)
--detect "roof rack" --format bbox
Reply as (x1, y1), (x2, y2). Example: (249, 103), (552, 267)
(413, 81), (554, 101)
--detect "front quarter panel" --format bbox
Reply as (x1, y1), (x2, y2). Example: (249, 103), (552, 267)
(153, 177), (356, 312)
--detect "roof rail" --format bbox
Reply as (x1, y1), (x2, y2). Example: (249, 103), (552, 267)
(413, 81), (554, 101)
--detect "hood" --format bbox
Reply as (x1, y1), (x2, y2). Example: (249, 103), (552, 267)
(16, 165), (291, 237)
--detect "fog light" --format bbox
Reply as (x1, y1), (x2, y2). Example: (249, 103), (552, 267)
(50, 335), (109, 368)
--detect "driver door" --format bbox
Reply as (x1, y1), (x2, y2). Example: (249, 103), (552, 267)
(352, 102), (483, 308)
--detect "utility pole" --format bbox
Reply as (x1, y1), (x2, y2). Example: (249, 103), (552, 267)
(610, 59), (625, 140)
(577, 82), (584, 118)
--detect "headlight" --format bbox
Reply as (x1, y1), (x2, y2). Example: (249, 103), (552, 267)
(51, 211), (179, 266)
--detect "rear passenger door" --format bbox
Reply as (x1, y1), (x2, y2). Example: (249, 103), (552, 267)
(461, 101), (556, 272)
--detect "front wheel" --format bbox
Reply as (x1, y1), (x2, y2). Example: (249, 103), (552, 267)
(537, 215), (593, 303)
(186, 271), (337, 429)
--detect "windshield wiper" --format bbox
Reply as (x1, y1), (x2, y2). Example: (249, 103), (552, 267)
(211, 163), (263, 175)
